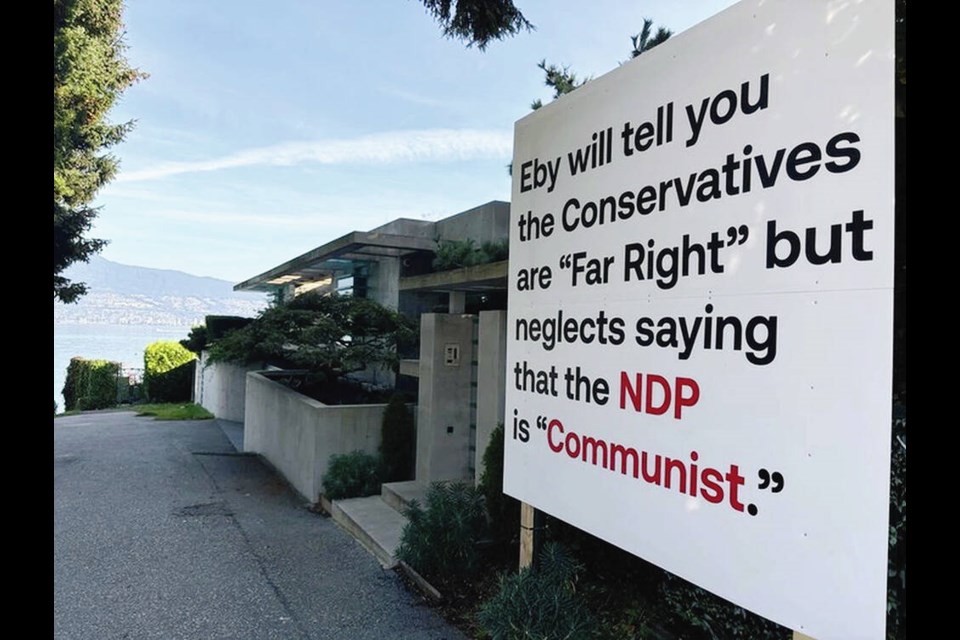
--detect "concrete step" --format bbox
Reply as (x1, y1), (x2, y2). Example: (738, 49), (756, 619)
(380, 481), (429, 513)
(330, 496), (407, 568)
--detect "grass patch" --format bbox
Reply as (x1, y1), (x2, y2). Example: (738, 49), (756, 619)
(135, 403), (213, 421)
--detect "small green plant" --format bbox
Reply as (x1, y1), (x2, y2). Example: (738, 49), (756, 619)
(479, 423), (520, 542)
(396, 481), (488, 587)
(477, 541), (597, 640)
(143, 341), (197, 402)
(379, 394), (415, 483)
(322, 451), (382, 500)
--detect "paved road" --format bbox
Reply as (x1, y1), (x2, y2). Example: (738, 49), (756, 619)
(54, 412), (465, 640)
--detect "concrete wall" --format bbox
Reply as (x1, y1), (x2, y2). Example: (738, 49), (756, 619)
(243, 372), (386, 502)
(194, 351), (256, 422)
(434, 201), (510, 245)
(415, 313), (476, 483)
(475, 310), (508, 484)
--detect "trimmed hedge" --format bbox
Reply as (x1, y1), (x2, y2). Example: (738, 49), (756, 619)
(379, 395), (415, 482)
(143, 341), (196, 402)
(62, 357), (121, 411)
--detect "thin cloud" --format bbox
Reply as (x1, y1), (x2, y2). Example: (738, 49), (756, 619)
(117, 128), (513, 182)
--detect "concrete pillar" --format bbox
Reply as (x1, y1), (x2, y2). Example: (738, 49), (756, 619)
(370, 257), (400, 309)
(448, 291), (466, 314)
(475, 310), (508, 484)
(415, 313), (476, 483)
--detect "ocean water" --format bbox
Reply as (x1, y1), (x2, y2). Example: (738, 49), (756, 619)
(53, 324), (191, 413)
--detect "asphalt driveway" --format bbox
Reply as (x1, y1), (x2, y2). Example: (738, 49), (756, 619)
(54, 411), (464, 640)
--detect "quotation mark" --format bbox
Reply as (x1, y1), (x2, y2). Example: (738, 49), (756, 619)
(726, 224), (749, 247)
(757, 468), (784, 493)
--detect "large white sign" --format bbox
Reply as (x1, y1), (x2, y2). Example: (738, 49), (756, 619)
(504, 2), (895, 638)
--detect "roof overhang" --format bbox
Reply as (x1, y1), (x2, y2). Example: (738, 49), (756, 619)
(234, 231), (437, 293)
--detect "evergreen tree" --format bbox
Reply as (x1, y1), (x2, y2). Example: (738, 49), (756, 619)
(54, 0), (144, 303)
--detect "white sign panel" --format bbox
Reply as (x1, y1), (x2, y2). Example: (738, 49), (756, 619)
(504, 2), (894, 639)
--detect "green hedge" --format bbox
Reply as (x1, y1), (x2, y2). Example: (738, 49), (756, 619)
(143, 341), (196, 402)
(62, 357), (121, 411)
(379, 395), (415, 483)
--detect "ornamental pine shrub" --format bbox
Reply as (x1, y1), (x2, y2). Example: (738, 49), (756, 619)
(396, 481), (488, 588)
(143, 340), (196, 402)
(477, 542), (597, 640)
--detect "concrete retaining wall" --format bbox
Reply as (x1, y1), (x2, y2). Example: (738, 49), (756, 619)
(194, 352), (254, 422)
(243, 372), (386, 502)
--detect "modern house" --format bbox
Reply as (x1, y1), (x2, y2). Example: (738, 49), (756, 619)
(195, 200), (512, 566)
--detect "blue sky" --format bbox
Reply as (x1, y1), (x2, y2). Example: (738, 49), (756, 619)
(93, 0), (737, 283)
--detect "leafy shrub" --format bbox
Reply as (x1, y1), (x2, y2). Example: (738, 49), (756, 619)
(479, 423), (520, 542)
(396, 481), (488, 587)
(379, 394), (415, 482)
(62, 357), (121, 411)
(322, 451), (382, 500)
(205, 315), (253, 341)
(432, 238), (477, 271)
(660, 573), (789, 640)
(432, 238), (509, 272)
(477, 542), (597, 640)
(180, 324), (208, 354)
(143, 341), (196, 402)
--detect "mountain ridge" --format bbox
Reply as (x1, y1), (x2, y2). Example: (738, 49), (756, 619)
(54, 256), (268, 326)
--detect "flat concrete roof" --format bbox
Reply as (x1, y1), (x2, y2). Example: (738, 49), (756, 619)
(234, 230), (437, 293)
(398, 260), (508, 293)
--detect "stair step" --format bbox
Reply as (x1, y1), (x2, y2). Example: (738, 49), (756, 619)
(381, 481), (429, 513)
(330, 496), (406, 568)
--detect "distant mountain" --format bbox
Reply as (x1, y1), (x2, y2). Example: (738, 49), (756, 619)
(54, 256), (268, 326)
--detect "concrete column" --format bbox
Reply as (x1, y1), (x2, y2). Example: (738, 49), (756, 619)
(475, 310), (508, 484)
(415, 313), (476, 483)
(448, 291), (466, 314)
